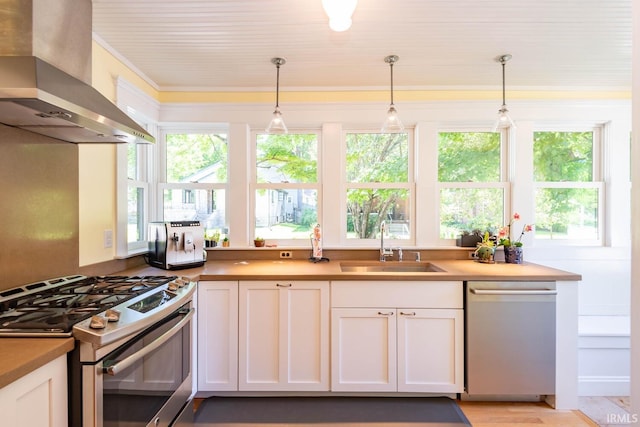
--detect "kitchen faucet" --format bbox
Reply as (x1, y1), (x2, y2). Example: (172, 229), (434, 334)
(379, 221), (394, 261)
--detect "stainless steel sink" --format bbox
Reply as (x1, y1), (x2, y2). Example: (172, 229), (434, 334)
(339, 262), (445, 273)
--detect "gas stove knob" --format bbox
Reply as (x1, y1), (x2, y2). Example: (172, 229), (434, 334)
(105, 309), (121, 322)
(168, 281), (180, 291)
(175, 278), (188, 287)
(89, 315), (108, 329)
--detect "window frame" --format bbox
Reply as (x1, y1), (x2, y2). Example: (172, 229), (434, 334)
(532, 125), (605, 246)
(435, 127), (510, 245)
(249, 129), (322, 246)
(157, 125), (229, 229)
(340, 128), (416, 247)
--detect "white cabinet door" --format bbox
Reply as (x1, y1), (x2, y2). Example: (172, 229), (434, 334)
(397, 308), (464, 393)
(197, 281), (238, 391)
(331, 308), (397, 392)
(239, 281), (329, 391)
(0, 355), (67, 427)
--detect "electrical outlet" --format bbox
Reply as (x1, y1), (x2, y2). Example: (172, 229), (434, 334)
(468, 251), (478, 259)
(280, 251), (292, 259)
(104, 229), (113, 248)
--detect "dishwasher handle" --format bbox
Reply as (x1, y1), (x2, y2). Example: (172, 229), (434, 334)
(470, 288), (557, 296)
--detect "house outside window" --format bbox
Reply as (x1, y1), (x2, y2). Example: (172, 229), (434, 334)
(126, 142), (151, 251)
(160, 131), (228, 238)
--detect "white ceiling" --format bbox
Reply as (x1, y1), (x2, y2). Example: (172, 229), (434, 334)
(91, 0), (632, 92)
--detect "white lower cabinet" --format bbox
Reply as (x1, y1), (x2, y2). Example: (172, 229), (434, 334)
(197, 281), (239, 391)
(0, 355), (67, 427)
(331, 281), (464, 393)
(239, 280), (330, 391)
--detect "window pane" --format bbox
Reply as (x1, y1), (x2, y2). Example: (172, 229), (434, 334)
(254, 189), (318, 239)
(256, 134), (317, 183)
(164, 188), (226, 224)
(346, 188), (410, 239)
(533, 131), (593, 182)
(438, 132), (501, 182)
(166, 133), (228, 183)
(439, 188), (504, 238)
(535, 188), (599, 240)
(127, 187), (144, 243)
(346, 133), (408, 183)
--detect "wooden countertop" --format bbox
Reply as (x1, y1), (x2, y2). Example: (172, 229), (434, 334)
(119, 258), (582, 282)
(0, 338), (74, 389)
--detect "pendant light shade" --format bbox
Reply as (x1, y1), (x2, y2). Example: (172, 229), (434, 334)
(381, 55), (404, 133)
(266, 57), (288, 134)
(492, 54), (515, 132)
(322, 0), (358, 32)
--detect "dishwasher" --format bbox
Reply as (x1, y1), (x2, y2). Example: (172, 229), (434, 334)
(465, 281), (556, 397)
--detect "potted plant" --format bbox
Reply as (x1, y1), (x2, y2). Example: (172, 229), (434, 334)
(204, 229), (220, 248)
(474, 231), (496, 263)
(221, 237), (230, 247)
(254, 237), (265, 247)
(497, 213), (533, 264)
(456, 229), (484, 247)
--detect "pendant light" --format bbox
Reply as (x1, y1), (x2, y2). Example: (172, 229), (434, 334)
(381, 55), (404, 133)
(322, 0), (358, 32)
(492, 54), (516, 131)
(266, 57), (288, 134)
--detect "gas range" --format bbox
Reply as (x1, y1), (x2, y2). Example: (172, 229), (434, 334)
(0, 275), (182, 337)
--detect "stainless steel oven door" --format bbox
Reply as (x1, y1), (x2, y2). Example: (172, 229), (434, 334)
(82, 302), (194, 427)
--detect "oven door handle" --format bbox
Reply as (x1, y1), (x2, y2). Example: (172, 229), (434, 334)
(104, 308), (194, 376)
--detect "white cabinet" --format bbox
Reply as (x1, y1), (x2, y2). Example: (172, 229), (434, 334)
(0, 355), (67, 427)
(331, 281), (463, 393)
(197, 281), (239, 391)
(239, 280), (330, 391)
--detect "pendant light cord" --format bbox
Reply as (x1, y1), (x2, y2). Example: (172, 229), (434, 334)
(275, 62), (281, 109)
(389, 61), (395, 106)
(501, 59), (506, 106)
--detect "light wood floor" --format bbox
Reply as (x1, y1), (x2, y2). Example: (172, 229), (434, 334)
(458, 400), (598, 426)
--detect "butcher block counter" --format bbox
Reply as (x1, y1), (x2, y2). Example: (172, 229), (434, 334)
(117, 258), (582, 282)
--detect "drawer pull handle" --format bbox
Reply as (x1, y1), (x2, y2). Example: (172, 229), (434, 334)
(400, 311), (416, 316)
(377, 311), (394, 316)
(276, 283), (292, 287)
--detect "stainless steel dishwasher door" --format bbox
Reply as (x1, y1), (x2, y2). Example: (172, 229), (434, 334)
(465, 281), (556, 396)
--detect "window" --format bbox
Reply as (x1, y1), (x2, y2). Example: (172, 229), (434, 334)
(252, 132), (319, 241)
(533, 129), (603, 243)
(344, 131), (412, 242)
(161, 131), (228, 237)
(126, 142), (151, 251)
(437, 131), (506, 239)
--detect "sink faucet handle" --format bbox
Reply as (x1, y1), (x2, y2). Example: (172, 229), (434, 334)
(408, 251), (421, 262)
(395, 247), (403, 261)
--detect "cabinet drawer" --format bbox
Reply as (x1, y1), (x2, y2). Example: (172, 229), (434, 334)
(331, 281), (462, 309)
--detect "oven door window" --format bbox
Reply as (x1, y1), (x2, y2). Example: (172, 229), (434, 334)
(101, 308), (192, 426)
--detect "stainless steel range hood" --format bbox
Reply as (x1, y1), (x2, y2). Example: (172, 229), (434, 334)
(0, 0), (154, 144)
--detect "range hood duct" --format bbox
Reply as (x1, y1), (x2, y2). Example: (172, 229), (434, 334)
(0, 0), (154, 144)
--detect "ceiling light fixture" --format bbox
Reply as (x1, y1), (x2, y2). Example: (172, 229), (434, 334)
(493, 54), (515, 131)
(321, 0), (358, 32)
(266, 57), (288, 134)
(381, 55), (404, 133)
